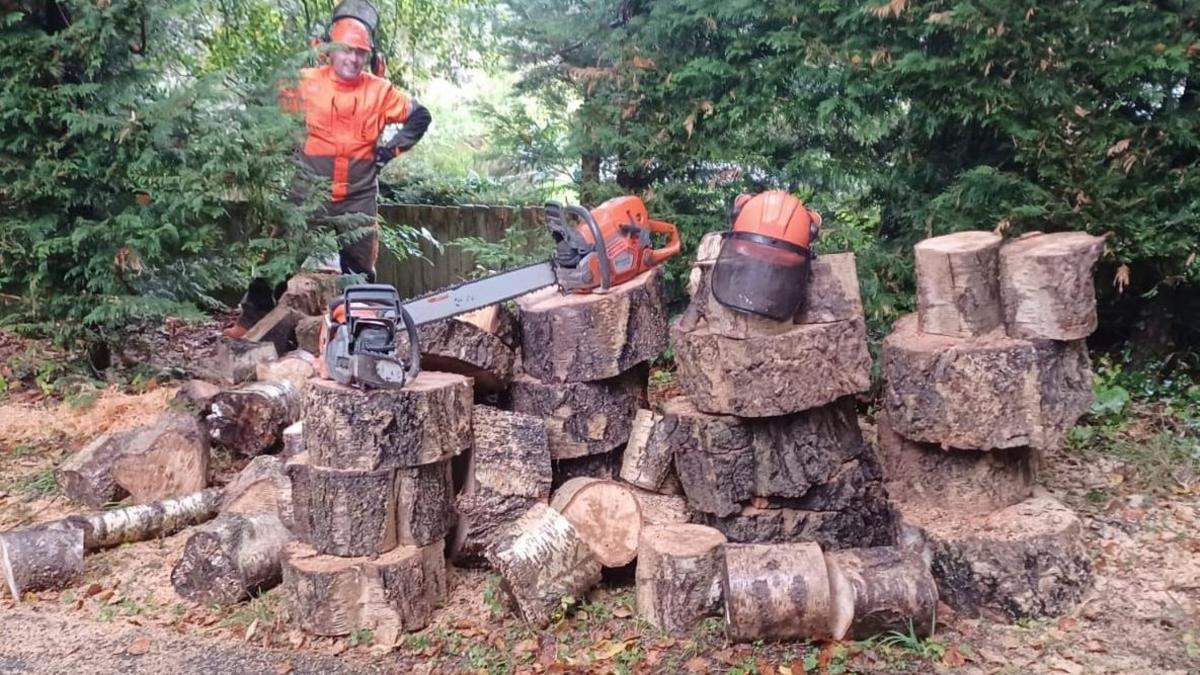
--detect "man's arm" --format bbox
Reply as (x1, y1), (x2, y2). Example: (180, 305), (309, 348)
(375, 87), (432, 165)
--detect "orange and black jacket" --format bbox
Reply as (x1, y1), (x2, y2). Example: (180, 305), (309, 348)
(283, 64), (431, 215)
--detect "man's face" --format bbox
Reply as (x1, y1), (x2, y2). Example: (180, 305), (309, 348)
(330, 46), (368, 81)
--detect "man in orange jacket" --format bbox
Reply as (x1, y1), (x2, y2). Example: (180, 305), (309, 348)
(225, 16), (431, 338)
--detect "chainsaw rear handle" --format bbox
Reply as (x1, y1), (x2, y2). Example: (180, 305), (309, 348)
(644, 218), (682, 265)
(565, 204), (614, 290)
(333, 284), (421, 386)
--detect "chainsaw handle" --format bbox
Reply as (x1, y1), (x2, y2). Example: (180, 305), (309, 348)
(565, 204), (613, 290)
(644, 218), (682, 266)
(398, 304), (422, 384)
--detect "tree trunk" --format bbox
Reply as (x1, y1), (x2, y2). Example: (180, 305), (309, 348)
(295, 316), (324, 356)
(509, 371), (645, 460)
(550, 477), (643, 567)
(671, 318), (871, 418)
(255, 352), (316, 391)
(635, 524), (726, 633)
(220, 455), (294, 528)
(170, 512), (292, 605)
(485, 502), (602, 626)
(722, 542), (834, 642)
(244, 305), (304, 356)
(826, 547), (938, 640)
(65, 488), (223, 550)
(914, 231), (1003, 338)
(207, 380), (301, 456)
(517, 268), (668, 384)
(470, 405), (551, 499)
(111, 413), (210, 504)
(394, 460), (455, 547)
(214, 338), (277, 385)
(0, 521), (84, 600)
(999, 231), (1105, 340)
(301, 373), (472, 471)
(396, 319), (516, 392)
(287, 454), (396, 556)
(56, 431), (132, 508)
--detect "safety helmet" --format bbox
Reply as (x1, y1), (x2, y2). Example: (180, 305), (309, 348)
(711, 191), (822, 321)
(329, 18), (373, 52)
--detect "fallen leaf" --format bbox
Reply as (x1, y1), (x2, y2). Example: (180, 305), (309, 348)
(942, 645), (966, 667)
(1074, 105), (1089, 118)
(685, 657), (710, 674)
(126, 637), (151, 656)
(513, 639), (538, 658)
(245, 618), (259, 641)
(612, 606), (632, 618)
(1057, 616), (1079, 632)
(97, 590), (114, 603)
(275, 663), (293, 675)
(593, 638), (636, 661)
(779, 666), (793, 675)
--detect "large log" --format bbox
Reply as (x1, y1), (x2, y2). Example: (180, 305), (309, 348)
(0, 521), (84, 600)
(485, 502), (603, 626)
(451, 490), (540, 566)
(722, 542), (834, 642)
(509, 371), (645, 460)
(276, 272), (339, 317)
(207, 380), (301, 456)
(551, 447), (624, 490)
(287, 455), (397, 557)
(619, 409), (676, 492)
(282, 540), (446, 643)
(245, 305), (305, 356)
(111, 413), (210, 504)
(56, 431), (132, 508)
(302, 372), (473, 471)
(295, 316), (324, 355)
(550, 478), (643, 568)
(914, 231), (1003, 338)
(671, 318), (871, 418)
(255, 351), (316, 391)
(518, 268), (668, 383)
(470, 405), (551, 499)
(213, 338), (278, 384)
(393, 461), (455, 547)
(171, 512), (292, 605)
(220, 455), (294, 528)
(882, 314), (1093, 450)
(999, 232), (1105, 340)
(898, 494), (1092, 622)
(826, 547), (938, 640)
(397, 319), (516, 392)
(628, 486), (695, 526)
(66, 488), (223, 550)
(635, 524), (726, 633)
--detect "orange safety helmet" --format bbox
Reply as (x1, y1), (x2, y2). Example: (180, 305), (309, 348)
(711, 190), (822, 321)
(329, 17), (373, 52)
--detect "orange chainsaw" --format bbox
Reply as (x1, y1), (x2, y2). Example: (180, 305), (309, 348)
(321, 195), (681, 389)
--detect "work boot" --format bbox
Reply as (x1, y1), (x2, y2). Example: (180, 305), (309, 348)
(222, 324), (249, 339)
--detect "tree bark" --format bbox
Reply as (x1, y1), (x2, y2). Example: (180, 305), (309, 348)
(393, 460), (455, 547)
(0, 521), (84, 600)
(999, 231), (1105, 340)
(207, 381), (301, 456)
(255, 352), (316, 391)
(914, 231), (1003, 338)
(295, 316), (324, 356)
(171, 512), (292, 605)
(451, 490), (541, 566)
(396, 319), (516, 392)
(485, 502), (602, 626)
(517, 268), (668, 384)
(220, 455), (294, 529)
(628, 486), (694, 526)
(301, 373), (473, 471)
(65, 488), (223, 550)
(56, 431), (132, 508)
(172, 380), (222, 417)
(619, 409), (677, 492)
(550, 477), (643, 568)
(281, 421), (304, 460)
(826, 547), (938, 640)
(470, 405), (551, 499)
(509, 371), (645, 460)
(552, 447), (624, 490)
(111, 412), (210, 504)
(276, 272), (340, 317)
(722, 542), (834, 643)
(287, 454), (397, 557)
(635, 524), (726, 633)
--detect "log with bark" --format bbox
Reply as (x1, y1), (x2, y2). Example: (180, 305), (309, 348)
(56, 431), (133, 508)
(220, 455), (294, 528)
(287, 455), (398, 557)
(276, 272), (340, 317)
(281, 421), (304, 459)
(635, 524), (726, 633)
(550, 477), (643, 567)
(619, 409), (676, 493)
(671, 317), (871, 418)
(722, 542), (834, 642)
(485, 502), (603, 626)
(628, 486), (694, 526)
(826, 547), (938, 640)
(65, 488), (224, 550)
(509, 371), (645, 460)
(255, 352), (316, 391)
(302, 372), (473, 471)
(999, 232), (1105, 341)
(551, 447), (624, 490)
(111, 412), (210, 504)
(213, 338), (278, 384)
(451, 490), (541, 566)
(913, 230), (1003, 338)
(207, 380), (301, 456)
(245, 306), (305, 356)
(393, 460), (455, 547)
(518, 268), (668, 383)
(295, 316), (324, 356)
(171, 380), (222, 416)
(897, 494), (1092, 622)
(396, 318), (516, 392)
(171, 512), (292, 605)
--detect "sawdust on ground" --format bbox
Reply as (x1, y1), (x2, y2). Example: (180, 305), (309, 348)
(0, 386), (176, 448)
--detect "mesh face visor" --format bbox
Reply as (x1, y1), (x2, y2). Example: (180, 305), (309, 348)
(711, 231), (813, 321)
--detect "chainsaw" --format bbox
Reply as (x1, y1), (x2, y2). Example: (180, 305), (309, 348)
(321, 195), (681, 389)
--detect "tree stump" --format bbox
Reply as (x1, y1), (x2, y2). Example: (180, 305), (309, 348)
(999, 232), (1105, 340)
(518, 268), (668, 383)
(914, 231), (1003, 338)
(394, 460), (455, 547)
(0, 521), (84, 600)
(619, 409), (677, 492)
(220, 455), (294, 528)
(287, 455), (398, 557)
(470, 405), (551, 499)
(663, 396), (868, 516)
(882, 314), (1093, 450)
(485, 502), (602, 626)
(256, 352), (316, 391)
(245, 306), (304, 356)
(171, 512), (293, 605)
(635, 524), (726, 633)
(550, 478), (643, 567)
(509, 371), (645, 460)
(282, 540), (446, 641)
(56, 431), (132, 508)
(877, 415), (1036, 513)
(898, 494), (1093, 622)
(722, 542), (834, 642)
(671, 318), (871, 417)
(629, 487), (694, 526)
(207, 381), (301, 456)
(111, 413), (210, 504)
(826, 547), (938, 640)
(302, 372), (473, 471)
(214, 338), (278, 384)
(397, 319), (516, 392)
(295, 316), (324, 356)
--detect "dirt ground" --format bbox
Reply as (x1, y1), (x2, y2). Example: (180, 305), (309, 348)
(1, 346), (1198, 673)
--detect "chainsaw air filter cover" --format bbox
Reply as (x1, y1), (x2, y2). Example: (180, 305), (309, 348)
(711, 231), (813, 321)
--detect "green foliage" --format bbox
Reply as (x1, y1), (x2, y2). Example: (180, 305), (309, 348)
(453, 218), (553, 275)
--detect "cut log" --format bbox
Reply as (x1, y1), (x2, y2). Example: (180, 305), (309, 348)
(914, 230), (1003, 338)
(111, 413), (210, 504)
(277, 272), (340, 317)
(825, 547), (938, 640)
(214, 338), (278, 384)
(882, 314), (1094, 450)
(619, 409), (675, 492)
(999, 231), (1105, 340)
(550, 477), (643, 567)
(220, 455), (294, 528)
(450, 490), (541, 566)
(470, 405), (551, 499)
(56, 431), (132, 508)
(456, 303), (521, 349)
(722, 542), (834, 643)
(295, 316), (324, 356)
(171, 379), (222, 416)
(302, 372), (473, 471)
(635, 524), (726, 632)
(287, 455), (397, 556)
(686, 231), (725, 298)
(170, 512), (292, 605)
(509, 371), (645, 460)
(207, 380), (301, 457)
(281, 421), (304, 459)
(245, 305), (304, 356)
(518, 268), (668, 383)
(255, 351), (316, 391)
(65, 488), (223, 550)
(671, 318), (871, 417)
(876, 414), (1036, 513)
(394, 461), (455, 547)
(0, 521), (85, 600)
(897, 494), (1092, 622)
(485, 502), (603, 626)
(663, 396), (868, 517)
(551, 447), (624, 490)
(282, 540), (446, 642)
(628, 486), (694, 526)
(397, 319), (516, 392)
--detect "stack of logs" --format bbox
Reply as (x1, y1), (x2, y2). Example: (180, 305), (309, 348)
(882, 230), (1103, 622)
